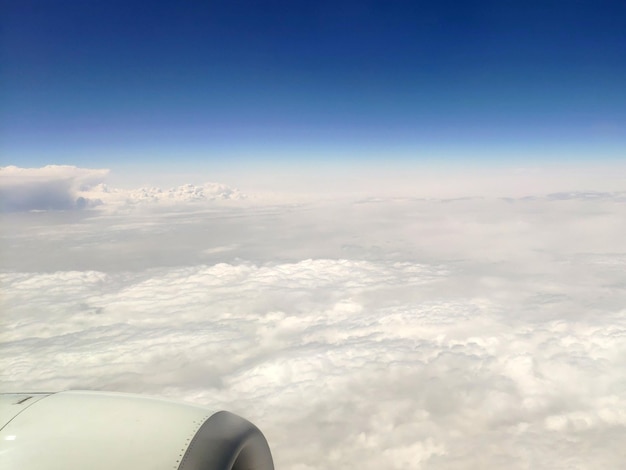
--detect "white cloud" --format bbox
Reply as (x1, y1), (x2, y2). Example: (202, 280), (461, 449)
(1, 166), (626, 469)
(0, 165), (244, 212)
(88, 182), (245, 208)
(0, 165), (109, 211)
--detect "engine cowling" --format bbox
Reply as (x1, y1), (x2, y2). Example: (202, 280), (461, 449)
(0, 390), (274, 470)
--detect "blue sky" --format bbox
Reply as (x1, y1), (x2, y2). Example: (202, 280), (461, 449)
(2, 0), (625, 170)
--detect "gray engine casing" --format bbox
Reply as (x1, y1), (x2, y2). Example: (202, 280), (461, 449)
(0, 390), (274, 470)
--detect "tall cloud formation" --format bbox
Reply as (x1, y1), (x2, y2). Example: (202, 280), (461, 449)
(0, 165), (244, 212)
(1, 165), (626, 469)
(0, 165), (109, 211)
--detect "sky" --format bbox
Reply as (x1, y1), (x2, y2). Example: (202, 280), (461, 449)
(1, 1), (626, 469)
(2, 0), (625, 172)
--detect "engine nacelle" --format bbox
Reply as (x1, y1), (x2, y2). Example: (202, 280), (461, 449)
(0, 390), (274, 470)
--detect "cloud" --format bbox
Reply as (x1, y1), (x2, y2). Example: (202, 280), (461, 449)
(1, 171), (626, 469)
(0, 166), (245, 213)
(89, 182), (245, 208)
(1, 259), (625, 469)
(0, 165), (108, 212)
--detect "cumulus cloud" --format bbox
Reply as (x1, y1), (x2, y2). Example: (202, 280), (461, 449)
(89, 182), (245, 208)
(1, 170), (626, 469)
(0, 166), (244, 212)
(0, 165), (108, 212)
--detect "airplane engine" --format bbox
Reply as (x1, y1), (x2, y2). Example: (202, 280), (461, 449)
(0, 390), (274, 470)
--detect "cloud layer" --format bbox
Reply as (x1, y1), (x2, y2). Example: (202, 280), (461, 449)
(1, 166), (626, 469)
